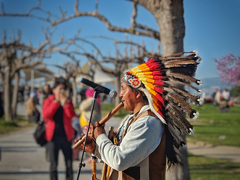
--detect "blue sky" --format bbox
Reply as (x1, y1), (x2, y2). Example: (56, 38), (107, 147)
(0, 0), (240, 80)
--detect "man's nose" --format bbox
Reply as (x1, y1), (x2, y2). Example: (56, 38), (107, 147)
(119, 92), (123, 98)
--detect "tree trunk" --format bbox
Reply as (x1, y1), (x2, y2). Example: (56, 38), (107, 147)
(11, 71), (20, 118)
(138, 0), (185, 56)
(165, 135), (190, 180)
(157, 2), (189, 179)
(4, 67), (12, 121)
(138, 0), (189, 179)
(155, 0), (185, 56)
(114, 75), (121, 107)
(155, 1), (189, 179)
(71, 78), (77, 107)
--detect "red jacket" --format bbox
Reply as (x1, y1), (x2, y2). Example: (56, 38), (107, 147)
(42, 94), (76, 142)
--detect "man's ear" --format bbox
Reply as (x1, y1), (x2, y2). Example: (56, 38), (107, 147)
(135, 90), (142, 99)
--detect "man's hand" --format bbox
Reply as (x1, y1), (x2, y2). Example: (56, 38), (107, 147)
(74, 122), (106, 153)
(93, 122), (106, 140)
(74, 134), (96, 153)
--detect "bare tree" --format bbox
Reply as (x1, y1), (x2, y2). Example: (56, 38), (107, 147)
(1, 0), (184, 56)
(63, 37), (161, 106)
(0, 30), (74, 121)
(50, 50), (94, 107)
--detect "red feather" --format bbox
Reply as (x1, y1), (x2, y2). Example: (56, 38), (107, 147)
(156, 94), (164, 105)
(154, 86), (164, 94)
(154, 80), (164, 87)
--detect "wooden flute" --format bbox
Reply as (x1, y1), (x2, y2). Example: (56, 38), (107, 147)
(72, 101), (124, 150)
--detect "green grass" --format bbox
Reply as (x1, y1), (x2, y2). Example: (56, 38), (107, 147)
(101, 103), (129, 118)
(0, 115), (33, 135)
(189, 153), (240, 180)
(188, 104), (240, 147)
(102, 103), (240, 147)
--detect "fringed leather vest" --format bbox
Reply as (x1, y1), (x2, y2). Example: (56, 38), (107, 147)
(107, 110), (166, 180)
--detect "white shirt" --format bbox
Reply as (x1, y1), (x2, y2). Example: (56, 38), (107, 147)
(222, 90), (230, 100)
(95, 105), (164, 171)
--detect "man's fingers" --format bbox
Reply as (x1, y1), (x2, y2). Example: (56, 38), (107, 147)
(74, 134), (86, 142)
(89, 122), (94, 128)
(95, 121), (103, 127)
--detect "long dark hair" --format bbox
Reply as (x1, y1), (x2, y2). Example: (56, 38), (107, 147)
(52, 77), (67, 90)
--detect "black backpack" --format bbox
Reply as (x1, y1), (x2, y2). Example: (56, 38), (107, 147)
(33, 121), (48, 146)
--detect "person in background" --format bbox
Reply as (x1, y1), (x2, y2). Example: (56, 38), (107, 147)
(222, 88), (230, 102)
(79, 88), (102, 134)
(219, 88), (231, 112)
(19, 84), (25, 103)
(26, 86), (31, 98)
(29, 87), (39, 104)
(212, 89), (218, 106)
(71, 115), (82, 161)
(42, 77), (76, 180)
(43, 84), (53, 101)
(79, 88), (87, 102)
(0, 90), (3, 118)
(26, 92), (40, 123)
(77, 88), (102, 162)
(214, 88), (222, 105)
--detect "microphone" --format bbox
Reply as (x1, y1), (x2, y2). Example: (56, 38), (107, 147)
(80, 78), (117, 98)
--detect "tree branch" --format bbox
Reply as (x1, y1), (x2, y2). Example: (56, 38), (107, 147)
(0, 0), (160, 41)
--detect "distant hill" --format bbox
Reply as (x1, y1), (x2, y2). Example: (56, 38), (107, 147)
(195, 77), (232, 97)
(100, 77), (233, 98)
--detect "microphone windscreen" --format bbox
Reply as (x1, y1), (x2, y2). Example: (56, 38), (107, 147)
(109, 90), (118, 99)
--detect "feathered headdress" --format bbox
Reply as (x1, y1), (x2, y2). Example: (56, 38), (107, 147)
(122, 50), (203, 165)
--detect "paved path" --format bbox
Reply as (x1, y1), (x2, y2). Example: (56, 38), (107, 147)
(187, 141), (240, 163)
(0, 125), (105, 180)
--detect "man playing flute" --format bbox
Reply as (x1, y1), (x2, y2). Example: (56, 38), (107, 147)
(76, 51), (202, 180)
